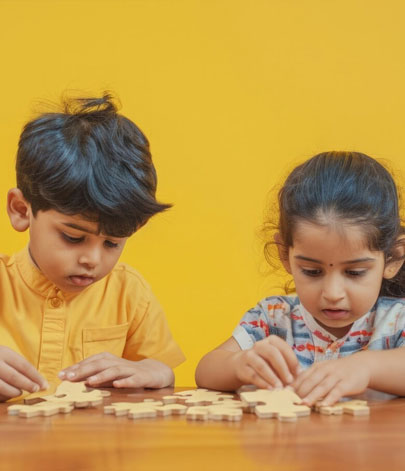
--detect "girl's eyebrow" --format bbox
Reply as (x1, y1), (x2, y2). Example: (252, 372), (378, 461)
(294, 255), (376, 264)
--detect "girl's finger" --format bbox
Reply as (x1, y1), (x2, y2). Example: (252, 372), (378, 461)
(301, 375), (340, 406)
(256, 342), (295, 385)
(245, 353), (283, 388)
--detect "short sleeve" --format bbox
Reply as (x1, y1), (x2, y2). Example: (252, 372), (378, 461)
(232, 296), (294, 350)
(122, 276), (185, 368)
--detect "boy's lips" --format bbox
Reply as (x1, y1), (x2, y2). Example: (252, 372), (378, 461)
(69, 275), (95, 287)
(322, 309), (350, 320)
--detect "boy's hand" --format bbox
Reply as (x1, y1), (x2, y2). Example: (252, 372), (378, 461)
(58, 353), (174, 389)
(292, 355), (371, 406)
(0, 346), (48, 402)
(231, 335), (299, 389)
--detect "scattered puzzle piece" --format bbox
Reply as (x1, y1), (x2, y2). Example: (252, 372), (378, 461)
(104, 400), (163, 418)
(239, 388), (311, 422)
(25, 381), (111, 408)
(8, 401), (74, 418)
(163, 388), (235, 406)
(104, 400), (187, 419)
(314, 399), (370, 416)
(186, 404), (243, 422)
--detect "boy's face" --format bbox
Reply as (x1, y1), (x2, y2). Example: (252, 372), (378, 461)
(28, 209), (128, 292)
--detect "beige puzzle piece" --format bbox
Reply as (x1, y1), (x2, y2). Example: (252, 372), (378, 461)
(25, 381), (111, 408)
(239, 388), (311, 422)
(104, 400), (187, 419)
(186, 404), (243, 422)
(163, 388), (234, 406)
(314, 399), (370, 416)
(8, 401), (74, 418)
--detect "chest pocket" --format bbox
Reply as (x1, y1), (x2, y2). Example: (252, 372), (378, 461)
(82, 323), (129, 359)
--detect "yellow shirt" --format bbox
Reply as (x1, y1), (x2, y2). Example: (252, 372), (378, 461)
(0, 248), (185, 383)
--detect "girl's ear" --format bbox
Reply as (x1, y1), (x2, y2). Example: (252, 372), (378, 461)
(274, 233), (292, 273)
(7, 188), (31, 232)
(383, 236), (405, 280)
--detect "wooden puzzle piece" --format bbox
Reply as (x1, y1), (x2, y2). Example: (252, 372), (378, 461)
(186, 404), (243, 422)
(163, 388), (234, 406)
(8, 401), (74, 418)
(104, 400), (163, 418)
(25, 381), (111, 408)
(239, 388), (311, 422)
(104, 400), (187, 419)
(314, 399), (370, 416)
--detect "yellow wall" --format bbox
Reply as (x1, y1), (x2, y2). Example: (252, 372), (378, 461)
(1, 0), (405, 386)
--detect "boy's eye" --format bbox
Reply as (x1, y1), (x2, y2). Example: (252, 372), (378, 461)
(104, 240), (119, 249)
(301, 268), (322, 277)
(62, 233), (84, 244)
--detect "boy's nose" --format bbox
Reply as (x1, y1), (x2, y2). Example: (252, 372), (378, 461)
(78, 248), (100, 268)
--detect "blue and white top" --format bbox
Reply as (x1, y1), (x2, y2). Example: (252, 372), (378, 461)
(232, 296), (405, 368)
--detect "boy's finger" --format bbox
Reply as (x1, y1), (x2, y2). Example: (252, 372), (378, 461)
(86, 365), (134, 386)
(59, 353), (116, 377)
(5, 353), (48, 389)
(0, 378), (22, 399)
(59, 359), (115, 381)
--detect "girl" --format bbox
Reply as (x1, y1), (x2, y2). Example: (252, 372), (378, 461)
(195, 151), (405, 406)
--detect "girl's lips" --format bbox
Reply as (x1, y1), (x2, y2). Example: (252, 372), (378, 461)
(69, 275), (94, 287)
(322, 309), (350, 320)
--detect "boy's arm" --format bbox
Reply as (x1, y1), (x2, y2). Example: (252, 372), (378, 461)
(292, 348), (405, 406)
(59, 354), (174, 388)
(195, 336), (299, 391)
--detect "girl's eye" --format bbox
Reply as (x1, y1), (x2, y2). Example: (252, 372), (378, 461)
(104, 240), (119, 249)
(62, 233), (84, 244)
(301, 268), (322, 277)
(346, 270), (367, 277)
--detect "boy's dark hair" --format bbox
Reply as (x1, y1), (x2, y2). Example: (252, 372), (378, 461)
(264, 151), (405, 297)
(16, 93), (171, 237)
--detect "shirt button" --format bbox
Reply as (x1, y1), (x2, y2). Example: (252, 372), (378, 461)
(50, 298), (62, 308)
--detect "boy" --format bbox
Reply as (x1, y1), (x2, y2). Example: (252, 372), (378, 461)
(0, 94), (185, 401)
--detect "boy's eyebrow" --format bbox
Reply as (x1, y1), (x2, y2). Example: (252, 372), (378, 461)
(294, 255), (376, 264)
(62, 222), (99, 235)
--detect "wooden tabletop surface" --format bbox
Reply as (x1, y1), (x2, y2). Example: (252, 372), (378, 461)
(1, 386), (404, 471)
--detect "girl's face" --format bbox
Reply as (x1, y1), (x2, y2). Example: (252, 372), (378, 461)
(283, 221), (393, 338)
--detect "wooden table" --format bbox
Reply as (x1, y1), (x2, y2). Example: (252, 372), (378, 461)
(1, 387), (404, 471)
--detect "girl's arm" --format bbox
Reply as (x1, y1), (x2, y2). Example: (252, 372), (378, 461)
(292, 348), (405, 406)
(195, 336), (299, 391)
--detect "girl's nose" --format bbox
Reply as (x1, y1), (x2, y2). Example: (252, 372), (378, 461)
(322, 276), (345, 302)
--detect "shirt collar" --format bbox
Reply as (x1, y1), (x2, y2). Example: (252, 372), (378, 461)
(14, 246), (77, 299)
(297, 302), (374, 344)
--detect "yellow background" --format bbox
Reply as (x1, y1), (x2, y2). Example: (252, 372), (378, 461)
(1, 0), (405, 386)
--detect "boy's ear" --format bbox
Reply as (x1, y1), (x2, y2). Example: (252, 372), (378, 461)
(383, 236), (405, 280)
(274, 232), (291, 273)
(7, 188), (31, 232)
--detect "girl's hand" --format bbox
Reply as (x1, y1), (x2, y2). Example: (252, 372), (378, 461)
(292, 355), (371, 406)
(58, 353), (174, 389)
(0, 346), (48, 402)
(231, 335), (299, 389)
